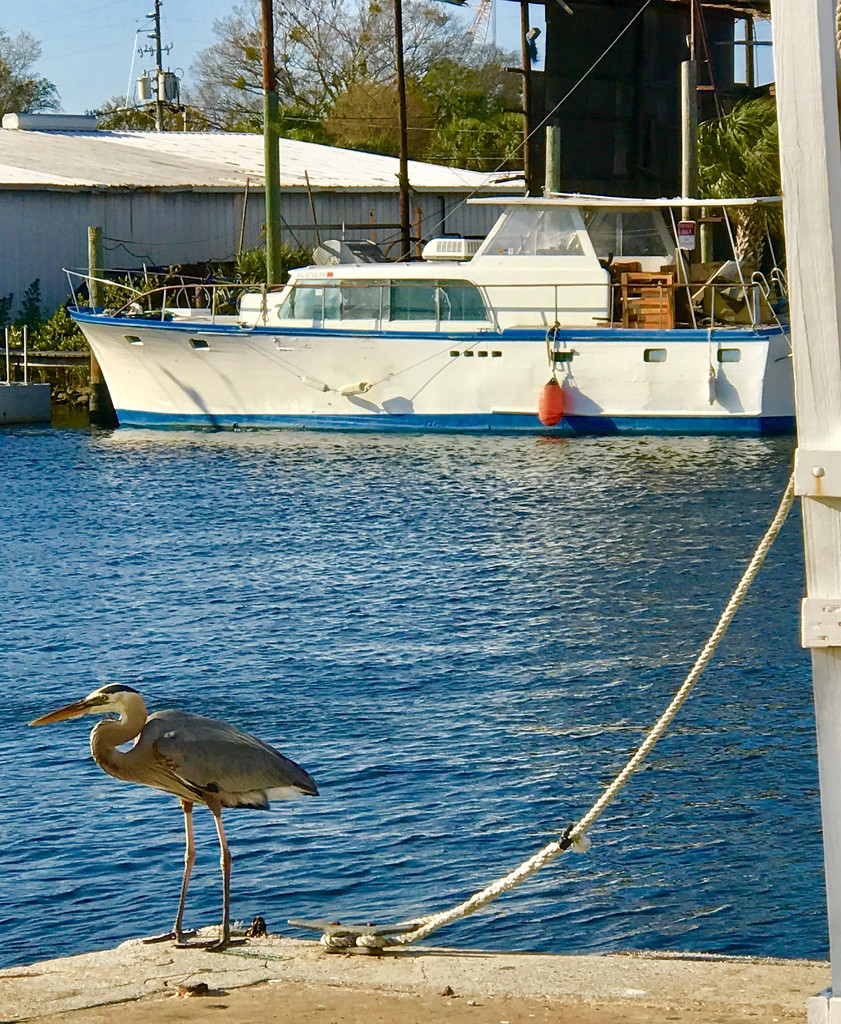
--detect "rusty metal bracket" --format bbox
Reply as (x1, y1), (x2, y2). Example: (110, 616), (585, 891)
(794, 450), (841, 498)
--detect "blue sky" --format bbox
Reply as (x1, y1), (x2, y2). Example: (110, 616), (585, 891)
(3, 1), (223, 113)
(3, 1), (772, 116)
(2, 0), (524, 114)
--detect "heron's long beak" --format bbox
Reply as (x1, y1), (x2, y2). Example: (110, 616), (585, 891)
(29, 696), (103, 727)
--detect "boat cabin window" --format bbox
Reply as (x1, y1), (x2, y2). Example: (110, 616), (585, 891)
(391, 283), (437, 320)
(585, 210), (673, 260)
(482, 207), (584, 257)
(389, 281), (489, 322)
(278, 282), (341, 320)
(278, 279), (489, 323)
(439, 282), (488, 320)
(341, 282), (385, 320)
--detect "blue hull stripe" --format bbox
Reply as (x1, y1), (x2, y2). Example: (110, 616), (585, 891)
(70, 310), (787, 346)
(116, 409), (795, 436)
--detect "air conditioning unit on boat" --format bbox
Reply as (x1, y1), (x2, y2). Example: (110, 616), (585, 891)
(421, 237), (482, 261)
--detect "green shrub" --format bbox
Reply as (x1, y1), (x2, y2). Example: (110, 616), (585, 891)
(34, 305), (87, 351)
(233, 245), (312, 285)
(16, 279), (44, 330)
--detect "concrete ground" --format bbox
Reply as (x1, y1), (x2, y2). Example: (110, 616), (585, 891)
(0, 932), (830, 1024)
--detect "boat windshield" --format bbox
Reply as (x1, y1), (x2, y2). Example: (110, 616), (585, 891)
(277, 279), (489, 322)
(481, 207), (585, 256)
(584, 210), (673, 260)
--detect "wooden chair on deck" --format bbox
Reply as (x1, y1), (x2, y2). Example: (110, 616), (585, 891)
(621, 272), (675, 330)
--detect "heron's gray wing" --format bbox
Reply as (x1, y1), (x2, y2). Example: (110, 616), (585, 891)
(140, 710), (318, 809)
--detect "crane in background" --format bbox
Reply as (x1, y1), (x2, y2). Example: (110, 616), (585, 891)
(470, 0), (494, 44)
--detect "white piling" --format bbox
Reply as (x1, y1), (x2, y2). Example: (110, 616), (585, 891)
(771, 0), (841, 1016)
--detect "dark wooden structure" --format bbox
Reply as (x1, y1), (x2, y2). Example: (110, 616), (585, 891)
(506, 0), (772, 196)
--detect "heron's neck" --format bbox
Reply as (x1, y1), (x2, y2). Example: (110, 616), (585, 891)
(90, 707), (145, 777)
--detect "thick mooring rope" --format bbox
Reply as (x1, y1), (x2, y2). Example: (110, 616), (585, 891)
(318, 473), (796, 951)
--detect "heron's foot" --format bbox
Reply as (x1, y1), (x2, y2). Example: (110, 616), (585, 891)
(207, 937), (248, 952)
(174, 936), (247, 952)
(142, 930), (198, 945)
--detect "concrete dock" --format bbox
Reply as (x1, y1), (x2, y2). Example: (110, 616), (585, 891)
(0, 932), (829, 1024)
(0, 383), (51, 424)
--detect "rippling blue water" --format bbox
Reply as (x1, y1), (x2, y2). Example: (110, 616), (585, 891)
(0, 428), (823, 969)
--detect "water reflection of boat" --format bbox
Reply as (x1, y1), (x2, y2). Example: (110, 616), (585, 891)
(69, 194), (793, 435)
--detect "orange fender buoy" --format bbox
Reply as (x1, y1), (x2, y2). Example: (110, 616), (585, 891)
(537, 378), (564, 426)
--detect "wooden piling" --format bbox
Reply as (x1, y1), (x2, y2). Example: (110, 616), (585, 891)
(87, 226), (116, 426)
(772, 0), (841, 1014)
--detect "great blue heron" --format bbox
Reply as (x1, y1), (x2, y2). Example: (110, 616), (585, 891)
(29, 683), (318, 950)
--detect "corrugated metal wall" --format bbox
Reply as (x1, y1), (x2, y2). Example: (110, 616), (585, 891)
(2, 188), (502, 315)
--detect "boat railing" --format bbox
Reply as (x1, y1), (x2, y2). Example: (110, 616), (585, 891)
(280, 276), (786, 331)
(494, 278), (784, 331)
(63, 270), (266, 324)
(606, 276), (786, 331)
(62, 270), (787, 332)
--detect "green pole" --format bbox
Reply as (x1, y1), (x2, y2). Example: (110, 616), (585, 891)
(262, 0), (282, 287)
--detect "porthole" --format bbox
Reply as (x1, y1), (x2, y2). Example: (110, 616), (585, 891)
(190, 338), (210, 350)
(450, 350), (460, 357)
(124, 335), (143, 346)
(478, 350), (488, 358)
(463, 350), (475, 357)
(643, 348), (667, 363)
(491, 351), (502, 358)
(717, 348), (741, 363)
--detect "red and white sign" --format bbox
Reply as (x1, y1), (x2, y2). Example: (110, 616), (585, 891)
(677, 220), (697, 250)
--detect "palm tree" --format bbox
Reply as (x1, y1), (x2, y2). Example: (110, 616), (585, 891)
(697, 95), (781, 265)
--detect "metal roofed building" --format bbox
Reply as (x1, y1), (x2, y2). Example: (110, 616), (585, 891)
(0, 117), (523, 313)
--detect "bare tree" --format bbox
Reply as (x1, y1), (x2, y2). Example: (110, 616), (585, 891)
(190, 0), (494, 130)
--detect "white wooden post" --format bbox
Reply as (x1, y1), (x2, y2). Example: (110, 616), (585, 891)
(771, 0), (841, 1014)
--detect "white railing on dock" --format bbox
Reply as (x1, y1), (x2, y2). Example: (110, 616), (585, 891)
(3, 325), (30, 385)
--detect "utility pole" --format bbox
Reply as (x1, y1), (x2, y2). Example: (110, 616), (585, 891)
(139, 0), (173, 132)
(147, 0), (164, 131)
(151, 0), (163, 131)
(261, 0), (283, 286)
(393, 0), (412, 260)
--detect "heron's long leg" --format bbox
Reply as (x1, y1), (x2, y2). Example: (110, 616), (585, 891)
(179, 802), (245, 951)
(212, 807), (232, 947)
(198, 804), (245, 951)
(173, 799), (196, 941)
(143, 798), (198, 945)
